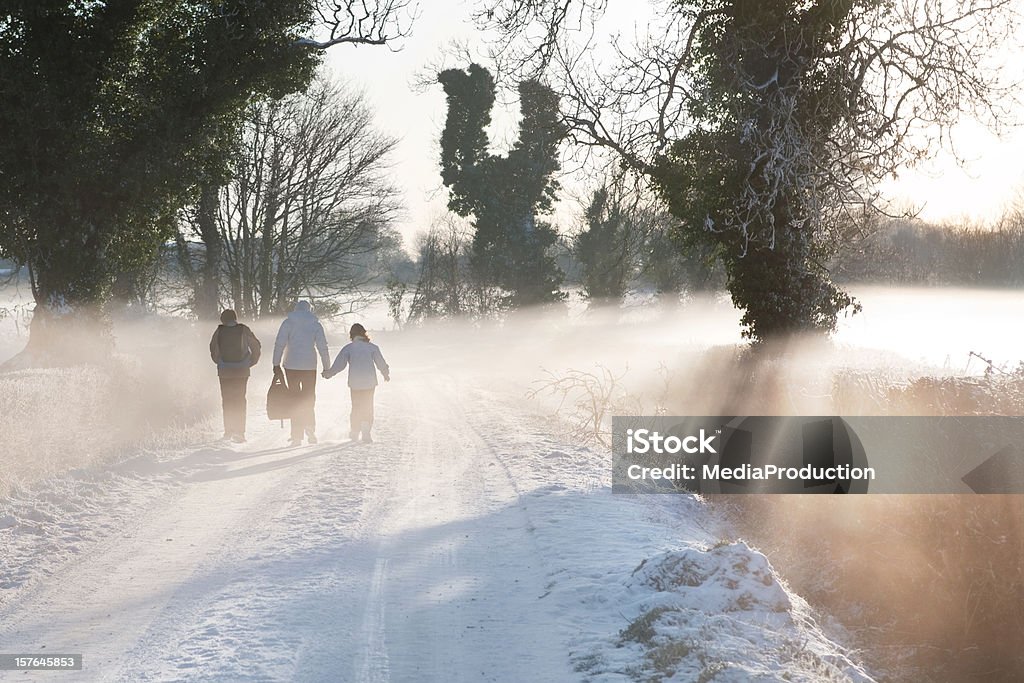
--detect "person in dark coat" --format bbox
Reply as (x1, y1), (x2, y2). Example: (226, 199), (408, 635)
(210, 309), (262, 443)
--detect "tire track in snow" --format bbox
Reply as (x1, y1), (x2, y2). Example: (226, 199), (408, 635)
(359, 371), (573, 682)
(356, 557), (390, 683)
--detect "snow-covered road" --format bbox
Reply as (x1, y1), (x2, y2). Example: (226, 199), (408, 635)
(0, 367), (874, 682)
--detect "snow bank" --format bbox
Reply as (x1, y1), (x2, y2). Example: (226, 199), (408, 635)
(466, 386), (875, 682)
(616, 544), (871, 682)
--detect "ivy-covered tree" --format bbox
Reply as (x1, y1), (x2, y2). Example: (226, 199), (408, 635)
(646, 3), (863, 340)
(0, 2), (312, 353)
(0, 1), (410, 359)
(438, 64), (566, 307)
(477, 0), (1019, 341)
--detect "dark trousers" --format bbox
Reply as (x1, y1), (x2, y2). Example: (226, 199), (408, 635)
(351, 388), (375, 437)
(219, 377), (248, 437)
(286, 369), (317, 440)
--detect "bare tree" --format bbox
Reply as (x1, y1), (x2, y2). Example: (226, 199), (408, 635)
(168, 0), (414, 321)
(296, 0), (416, 49)
(479, 0), (1019, 168)
(408, 215), (471, 321)
(175, 76), (400, 319)
(406, 212), (515, 322)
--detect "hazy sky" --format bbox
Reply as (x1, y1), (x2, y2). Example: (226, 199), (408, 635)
(327, 1), (1024, 247)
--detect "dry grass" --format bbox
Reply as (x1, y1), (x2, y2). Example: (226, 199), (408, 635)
(706, 364), (1024, 682)
(0, 317), (221, 496)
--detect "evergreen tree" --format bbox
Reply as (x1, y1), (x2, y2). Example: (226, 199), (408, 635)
(647, 2), (862, 340)
(574, 188), (638, 304)
(438, 64), (566, 307)
(0, 1), (317, 352)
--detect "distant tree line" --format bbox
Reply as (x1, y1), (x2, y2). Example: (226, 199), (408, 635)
(833, 214), (1024, 287)
(401, 174), (727, 324)
(402, 197), (1024, 326)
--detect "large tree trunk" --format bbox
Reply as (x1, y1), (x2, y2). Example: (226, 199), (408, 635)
(173, 182), (223, 321)
(195, 182), (222, 320)
(4, 237), (115, 369)
(723, 197), (853, 342)
(257, 155), (281, 319)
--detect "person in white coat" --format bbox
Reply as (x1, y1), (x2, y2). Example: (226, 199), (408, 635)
(273, 300), (330, 445)
(323, 323), (390, 443)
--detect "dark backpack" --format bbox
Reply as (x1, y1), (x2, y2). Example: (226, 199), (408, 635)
(218, 324), (248, 363)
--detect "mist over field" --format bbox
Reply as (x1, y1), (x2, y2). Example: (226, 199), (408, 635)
(3, 276), (1024, 680)
(6, 279), (1024, 496)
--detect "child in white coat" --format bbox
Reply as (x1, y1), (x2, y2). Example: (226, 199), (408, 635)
(323, 323), (390, 442)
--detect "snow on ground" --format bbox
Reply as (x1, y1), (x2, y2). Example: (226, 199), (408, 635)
(0, 365), (874, 682)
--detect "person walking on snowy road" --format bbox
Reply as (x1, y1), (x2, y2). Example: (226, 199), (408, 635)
(273, 300), (330, 446)
(323, 323), (390, 443)
(210, 309), (262, 443)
